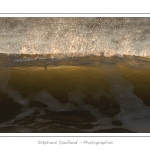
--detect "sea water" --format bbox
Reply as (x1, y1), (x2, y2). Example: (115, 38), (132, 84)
(0, 18), (150, 133)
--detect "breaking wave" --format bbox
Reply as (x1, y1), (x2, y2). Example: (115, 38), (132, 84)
(0, 18), (150, 133)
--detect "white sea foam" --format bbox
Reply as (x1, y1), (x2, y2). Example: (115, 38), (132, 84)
(68, 88), (86, 106)
(36, 90), (78, 112)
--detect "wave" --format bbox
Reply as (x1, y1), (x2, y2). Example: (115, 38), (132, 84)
(0, 54), (150, 133)
(0, 17), (150, 133)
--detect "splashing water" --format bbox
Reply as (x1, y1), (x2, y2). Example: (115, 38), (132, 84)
(0, 18), (150, 58)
